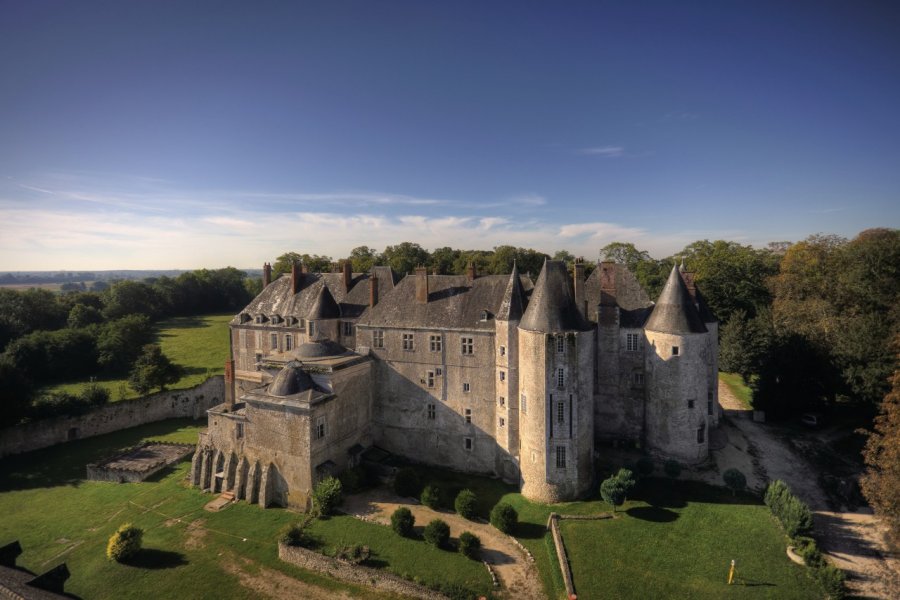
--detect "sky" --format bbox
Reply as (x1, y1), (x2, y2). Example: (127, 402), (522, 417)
(1, 0), (898, 271)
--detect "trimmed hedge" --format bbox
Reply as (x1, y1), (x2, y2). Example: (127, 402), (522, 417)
(764, 480), (812, 537)
(391, 507), (415, 537)
(424, 519), (450, 548)
(106, 523), (143, 562)
(454, 489), (477, 520)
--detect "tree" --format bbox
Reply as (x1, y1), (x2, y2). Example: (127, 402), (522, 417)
(272, 252), (333, 277)
(97, 315), (155, 373)
(423, 519), (450, 548)
(127, 344), (181, 394)
(420, 484), (441, 509)
(348, 246), (379, 273)
(382, 242), (430, 275)
(106, 523), (143, 562)
(615, 468), (636, 500)
(861, 351), (900, 548)
(429, 246), (459, 275)
(490, 503), (518, 534)
(723, 468), (747, 496)
(102, 280), (162, 320)
(458, 531), (481, 559)
(454, 489), (477, 520)
(67, 303), (104, 329)
(312, 476), (343, 517)
(391, 507), (415, 537)
(599, 242), (668, 298)
(600, 476), (626, 512)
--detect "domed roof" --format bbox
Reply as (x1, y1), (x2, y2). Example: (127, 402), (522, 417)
(268, 362), (315, 397)
(293, 339), (347, 359)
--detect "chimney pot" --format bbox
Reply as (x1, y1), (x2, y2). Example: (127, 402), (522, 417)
(369, 272), (379, 307)
(291, 262), (301, 294)
(263, 262), (272, 287)
(466, 261), (476, 283)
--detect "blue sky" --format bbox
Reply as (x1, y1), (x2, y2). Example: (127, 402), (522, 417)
(1, 0), (898, 270)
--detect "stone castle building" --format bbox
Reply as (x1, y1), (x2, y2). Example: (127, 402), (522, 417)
(191, 258), (718, 507)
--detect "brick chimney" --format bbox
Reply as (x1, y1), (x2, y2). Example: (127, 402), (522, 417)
(263, 262), (271, 287)
(224, 359), (235, 410)
(291, 262), (301, 294)
(300, 262), (309, 274)
(466, 261), (476, 283)
(598, 261), (618, 325)
(369, 271), (379, 307)
(415, 266), (429, 304)
(342, 260), (352, 292)
(573, 257), (586, 317)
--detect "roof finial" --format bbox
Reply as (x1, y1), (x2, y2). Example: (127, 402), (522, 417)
(680, 256), (685, 271)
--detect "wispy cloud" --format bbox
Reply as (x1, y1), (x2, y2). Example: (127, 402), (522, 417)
(577, 146), (625, 157)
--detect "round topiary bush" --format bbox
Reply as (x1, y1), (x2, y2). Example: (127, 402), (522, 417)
(420, 484), (441, 509)
(635, 456), (655, 477)
(458, 531), (481, 559)
(664, 459), (682, 478)
(723, 468), (747, 496)
(106, 523), (143, 562)
(454, 489), (477, 519)
(312, 476), (343, 517)
(490, 502), (518, 534)
(391, 507), (415, 537)
(393, 468), (421, 498)
(423, 518), (450, 548)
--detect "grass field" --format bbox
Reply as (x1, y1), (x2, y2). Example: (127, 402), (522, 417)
(720, 372), (754, 409)
(0, 419), (490, 599)
(48, 313), (232, 401)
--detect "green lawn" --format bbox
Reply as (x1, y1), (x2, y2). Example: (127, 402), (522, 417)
(0, 419), (490, 599)
(720, 372), (754, 409)
(48, 313), (232, 401)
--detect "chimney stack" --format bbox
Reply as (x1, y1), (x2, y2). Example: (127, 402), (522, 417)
(263, 262), (272, 287)
(369, 271), (379, 307)
(599, 261), (616, 305)
(224, 359), (235, 410)
(415, 266), (429, 304)
(291, 262), (301, 294)
(466, 261), (476, 283)
(573, 257), (586, 317)
(342, 261), (352, 292)
(300, 262), (309, 274)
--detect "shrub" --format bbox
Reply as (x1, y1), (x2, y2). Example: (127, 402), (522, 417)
(793, 536), (824, 567)
(337, 543), (371, 565)
(394, 468), (421, 498)
(764, 480), (813, 537)
(454, 489), (477, 520)
(128, 344), (181, 394)
(664, 459), (682, 478)
(106, 523), (143, 562)
(814, 564), (846, 600)
(765, 480), (791, 511)
(279, 519), (315, 548)
(420, 484), (441, 509)
(458, 531), (481, 559)
(635, 456), (655, 477)
(615, 468), (636, 499)
(423, 519), (450, 548)
(339, 466), (369, 494)
(600, 476), (626, 512)
(391, 507), (415, 537)
(490, 503), (518, 534)
(723, 468), (747, 496)
(312, 476), (343, 517)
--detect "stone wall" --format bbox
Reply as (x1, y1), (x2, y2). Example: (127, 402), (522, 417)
(0, 376), (223, 458)
(277, 543), (447, 600)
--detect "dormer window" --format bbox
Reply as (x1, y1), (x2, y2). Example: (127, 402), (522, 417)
(480, 310), (490, 321)
(239, 313), (251, 324)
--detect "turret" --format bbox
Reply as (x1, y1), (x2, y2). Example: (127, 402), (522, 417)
(518, 260), (594, 502)
(495, 263), (526, 481)
(643, 265), (710, 463)
(307, 283), (341, 342)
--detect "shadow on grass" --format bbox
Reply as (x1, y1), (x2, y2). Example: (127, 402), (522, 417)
(626, 506), (679, 522)
(124, 548), (188, 569)
(515, 521), (547, 540)
(738, 578), (776, 587)
(632, 478), (762, 509)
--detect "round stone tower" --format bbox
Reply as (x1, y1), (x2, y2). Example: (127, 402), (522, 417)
(518, 260), (595, 503)
(643, 265), (711, 464)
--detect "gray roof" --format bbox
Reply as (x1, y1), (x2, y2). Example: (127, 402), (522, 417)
(357, 272), (533, 330)
(268, 363), (318, 397)
(292, 340), (347, 359)
(583, 263), (653, 327)
(519, 260), (592, 333)
(644, 265), (708, 334)
(497, 263), (527, 321)
(309, 283), (341, 320)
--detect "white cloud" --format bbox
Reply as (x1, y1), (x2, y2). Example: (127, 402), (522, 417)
(577, 146), (625, 157)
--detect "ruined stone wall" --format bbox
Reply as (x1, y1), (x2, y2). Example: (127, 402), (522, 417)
(0, 376), (223, 458)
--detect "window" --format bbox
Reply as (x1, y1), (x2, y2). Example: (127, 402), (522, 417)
(461, 337), (474, 355)
(499, 396), (505, 407)
(556, 446), (567, 469)
(499, 345), (506, 356)
(499, 370), (506, 382)
(626, 333), (640, 352)
(343, 321), (353, 336)
(557, 368), (565, 389)
(697, 424), (705, 444)
(672, 345), (679, 356)
(688, 399), (695, 409)
(464, 437), (473, 451)
(373, 330), (384, 348)
(499, 417), (505, 427)
(402, 333), (414, 351)
(463, 382), (470, 393)
(480, 310), (489, 321)
(315, 416), (327, 440)
(435, 367), (443, 376)
(429, 334), (442, 352)
(426, 371), (435, 388)
(557, 336), (565, 353)
(308, 321), (316, 336)
(285, 335), (293, 351)
(521, 393), (527, 413)
(427, 404), (436, 420)
(557, 402), (565, 424)
(299, 318), (306, 329)
(633, 372), (645, 386)
(235, 422), (244, 440)
(271, 333), (278, 349)
(464, 408), (472, 424)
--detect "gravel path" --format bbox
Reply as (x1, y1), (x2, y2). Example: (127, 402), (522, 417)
(716, 380), (900, 599)
(343, 488), (544, 600)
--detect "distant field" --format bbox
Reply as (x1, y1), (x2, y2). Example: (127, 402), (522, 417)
(0, 282), (68, 291)
(720, 372), (754, 409)
(47, 313), (232, 401)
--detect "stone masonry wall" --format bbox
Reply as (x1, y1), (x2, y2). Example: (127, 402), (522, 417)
(0, 376), (223, 458)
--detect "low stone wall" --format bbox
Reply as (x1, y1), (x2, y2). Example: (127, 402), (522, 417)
(277, 543), (447, 600)
(547, 513), (576, 599)
(86, 442), (195, 483)
(0, 377), (223, 458)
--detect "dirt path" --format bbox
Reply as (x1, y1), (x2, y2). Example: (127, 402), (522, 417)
(222, 554), (356, 600)
(715, 380), (900, 599)
(343, 488), (543, 600)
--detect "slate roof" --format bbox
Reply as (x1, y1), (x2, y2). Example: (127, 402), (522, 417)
(357, 272), (533, 330)
(309, 284), (341, 319)
(520, 260), (592, 332)
(583, 263), (654, 328)
(644, 265), (708, 334)
(497, 263), (526, 321)
(268, 363), (319, 397)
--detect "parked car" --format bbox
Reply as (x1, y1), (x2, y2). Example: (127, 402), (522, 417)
(801, 412), (824, 428)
